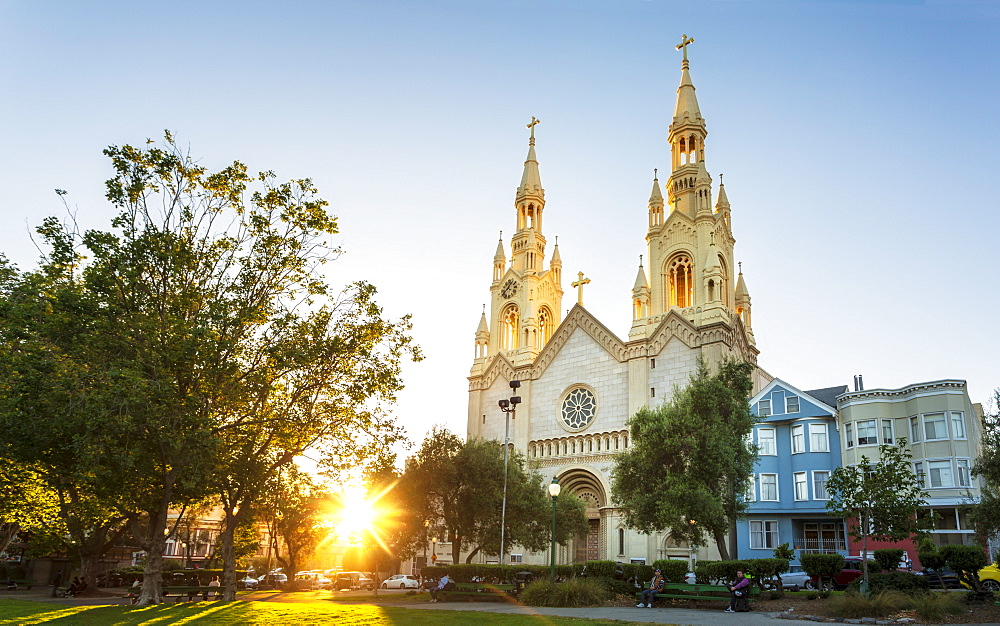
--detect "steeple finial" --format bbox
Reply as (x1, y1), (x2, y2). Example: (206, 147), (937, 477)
(639, 254), (643, 267)
(527, 116), (540, 146)
(676, 34), (695, 68)
(654, 168), (658, 180)
(739, 261), (743, 274)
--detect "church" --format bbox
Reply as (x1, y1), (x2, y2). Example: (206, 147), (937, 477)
(466, 40), (772, 567)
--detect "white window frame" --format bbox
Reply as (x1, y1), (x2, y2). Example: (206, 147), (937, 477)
(926, 459), (954, 488)
(510, 553), (523, 563)
(760, 473), (779, 501)
(793, 472), (808, 501)
(910, 416), (921, 443)
(749, 520), (779, 550)
(856, 419), (878, 446)
(881, 419), (894, 445)
(785, 395), (800, 414)
(812, 470), (831, 500)
(923, 413), (948, 441)
(957, 459), (971, 487)
(809, 423), (829, 452)
(845, 423), (854, 448)
(791, 425), (805, 454)
(757, 428), (777, 456)
(950, 412), (966, 439)
(758, 399), (772, 417)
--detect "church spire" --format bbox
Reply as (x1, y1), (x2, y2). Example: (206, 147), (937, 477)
(667, 35), (708, 217)
(516, 116), (544, 209)
(648, 170), (664, 228)
(511, 117), (546, 275)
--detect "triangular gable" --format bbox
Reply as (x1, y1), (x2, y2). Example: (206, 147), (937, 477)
(750, 377), (837, 416)
(473, 351), (518, 392)
(529, 304), (628, 379)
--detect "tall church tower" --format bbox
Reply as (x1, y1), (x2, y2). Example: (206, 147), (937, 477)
(630, 36), (756, 352)
(471, 118), (564, 373)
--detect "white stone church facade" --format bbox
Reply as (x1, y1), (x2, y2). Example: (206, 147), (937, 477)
(465, 47), (772, 568)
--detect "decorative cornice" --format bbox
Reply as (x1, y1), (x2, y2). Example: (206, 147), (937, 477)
(837, 379), (968, 407)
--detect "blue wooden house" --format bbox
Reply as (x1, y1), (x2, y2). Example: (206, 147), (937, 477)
(736, 379), (850, 565)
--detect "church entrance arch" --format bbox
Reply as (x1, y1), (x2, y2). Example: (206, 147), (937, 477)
(556, 468), (606, 563)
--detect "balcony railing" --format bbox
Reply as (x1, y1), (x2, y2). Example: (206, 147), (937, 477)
(793, 537), (846, 554)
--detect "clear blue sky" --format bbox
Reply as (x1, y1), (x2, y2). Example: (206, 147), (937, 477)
(2, 1), (998, 459)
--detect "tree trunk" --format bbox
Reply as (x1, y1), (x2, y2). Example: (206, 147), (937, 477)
(219, 509), (240, 602)
(714, 528), (729, 561)
(136, 491), (173, 606)
(0, 523), (19, 556)
(465, 546), (481, 563)
(452, 538), (462, 565)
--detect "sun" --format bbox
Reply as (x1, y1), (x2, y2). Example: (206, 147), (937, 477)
(332, 486), (379, 542)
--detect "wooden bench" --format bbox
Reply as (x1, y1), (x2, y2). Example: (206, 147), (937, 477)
(2, 580), (34, 591)
(638, 582), (760, 608)
(125, 586), (221, 604)
(439, 583), (516, 602)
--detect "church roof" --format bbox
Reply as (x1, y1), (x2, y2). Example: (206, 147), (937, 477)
(673, 63), (702, 123)
(804, 385), (849, 409)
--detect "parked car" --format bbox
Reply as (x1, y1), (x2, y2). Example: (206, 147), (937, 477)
(978, 563), (1000, 592)
(770, 566), (815, 591)
(334, 571), (373, 590)
(810, 557), (876, 590)
(359, 573), (374, 590)
(257, 572), (287, 589)
(238, 576), (259, 590)
(382, 574), (420, 589)
(915, 567), (964, 589)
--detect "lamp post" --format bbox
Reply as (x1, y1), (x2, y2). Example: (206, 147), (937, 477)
(497, 380), (521, 565)
(422, 519), (429, 579)
(431, 537), (437, 566)
(548, 476), (561, 583)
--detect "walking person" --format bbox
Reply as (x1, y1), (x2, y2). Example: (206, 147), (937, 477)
(636, 568), (665, 608)
(725, 569), (750, 613)
(50, 569), (63, 598)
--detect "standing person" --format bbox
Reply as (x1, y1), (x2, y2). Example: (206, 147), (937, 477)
(636, 568), (665, 608)
(725, 570), (751, 613)
(429, 574), (450, 603)
(50, 569), (63, 598)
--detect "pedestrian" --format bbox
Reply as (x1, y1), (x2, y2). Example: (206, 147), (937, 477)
(725, 569), (750, 613)
(429, 574), (450, 603)
(50, 569), (63, 598)
(636, 568), (665, 608)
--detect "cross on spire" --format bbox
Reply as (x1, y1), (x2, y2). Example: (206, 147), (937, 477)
(527, 116), (540, 145)
(654, 167), (658, 180)
(676, 34), (695, 63)
(571, 271), (591, 306)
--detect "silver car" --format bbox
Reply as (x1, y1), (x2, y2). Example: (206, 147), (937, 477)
(770, 565), (815, 591)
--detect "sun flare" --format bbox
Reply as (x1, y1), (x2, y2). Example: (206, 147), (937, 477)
(332, 486), (379, 542)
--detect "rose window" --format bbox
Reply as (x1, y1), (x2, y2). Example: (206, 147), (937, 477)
(561, 388), (597, 430)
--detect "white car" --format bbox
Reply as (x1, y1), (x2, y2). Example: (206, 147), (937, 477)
(770, 566), (815, 591)
(381, 574), (420, 589)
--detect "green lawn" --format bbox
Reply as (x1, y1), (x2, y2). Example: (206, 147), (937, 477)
(0, 599), (655, 625)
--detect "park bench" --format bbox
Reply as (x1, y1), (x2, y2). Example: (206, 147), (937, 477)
(637, 582), (759, 608)
(125, 586), (221, 604)
(438, 582), (516, 602)
(2, 579), (34, 590)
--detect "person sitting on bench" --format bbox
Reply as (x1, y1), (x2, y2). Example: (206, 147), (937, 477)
(429, 574), (450, 603)
(636, 569), (665, 608)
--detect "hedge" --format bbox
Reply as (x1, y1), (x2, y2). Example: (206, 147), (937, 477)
(873, 549), (905, 573)
(800, 554), (845, 590)
(652, 560), (689, 583)
(848, 572), (929, 593)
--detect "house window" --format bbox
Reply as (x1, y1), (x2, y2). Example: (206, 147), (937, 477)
(785, 396), (800, 413)
(510, 554), (523, 563)
(813, 471), (831, 500)
(857, 420), (878, 446)
(924, 413), (948, 440)
(630, 558), (647, 565)
(750, 520), (779, 549)
(957, 460), (971, 487)
(845, 423), (854, 448)
(760, 474), (778, 501)
(650, 358), (656, 369)
(757, 428), (776, 456)
(618, 528), (625, 555)
(791, 425), (805, 454)
(951, 412), (966, 439)
(746, 476), (756, 502)
(758, 399), (771, 417)
(928, 460), (954, 488)
(809, 423), (829, 452)
(914, 461), (924, 487)
(910, 416), (921, 443)
(794, 472), (808, 500)
(881, 419), (894, 444)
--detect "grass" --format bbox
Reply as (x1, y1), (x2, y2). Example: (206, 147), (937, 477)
(0, 599), (657, 625)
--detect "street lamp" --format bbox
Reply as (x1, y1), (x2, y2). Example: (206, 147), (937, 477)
(548, 476), (561, 583)
(422, 519), (429, 578)
(497, 380), (521, 565)
(431, 536), (437, 566)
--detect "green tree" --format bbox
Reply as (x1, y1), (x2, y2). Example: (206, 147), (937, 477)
(400, 427), (587, 564)
(825, 439), (928, 588)
(267, 466), (329, 578)
(610, 360), (757, 559)
(972, 389), (1000, 548)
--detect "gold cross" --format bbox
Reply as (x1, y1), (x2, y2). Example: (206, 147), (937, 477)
(527, 116), (541, 139)
(571, 271), (591, 306)
(676, 34), (695, 61)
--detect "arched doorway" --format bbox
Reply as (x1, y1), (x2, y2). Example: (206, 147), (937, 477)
(557, 469), (606, 563)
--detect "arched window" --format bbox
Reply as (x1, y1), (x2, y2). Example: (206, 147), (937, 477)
(538, 306), (554, 346)
(667, 255), (693, 308)
(500, 304), (519, 350)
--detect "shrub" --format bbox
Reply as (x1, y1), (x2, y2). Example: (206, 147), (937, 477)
(917, 536), (947, 572)
(591, 576), (635, 596)
(652, 560), (688, 583)
(873, 548), (905, 573)
(745, 558), (788, 589)
(520, 578), (609, 607)
(801, 553), (844, 590)
(579, 560), (618, 578)
(911, 591), (963, 621)
(941, 544), (989, 591)
(849, 572), (928, 593)
(828, 589), (911, 618)
(803, 590), (819, 600)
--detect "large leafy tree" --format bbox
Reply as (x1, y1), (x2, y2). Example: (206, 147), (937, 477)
(610, 360), (757, 560)
(267, 465), (329, 578)
(400, 427), (587, 564)
(825, 439), (928, 587)
(972, 389), (1000, 554)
